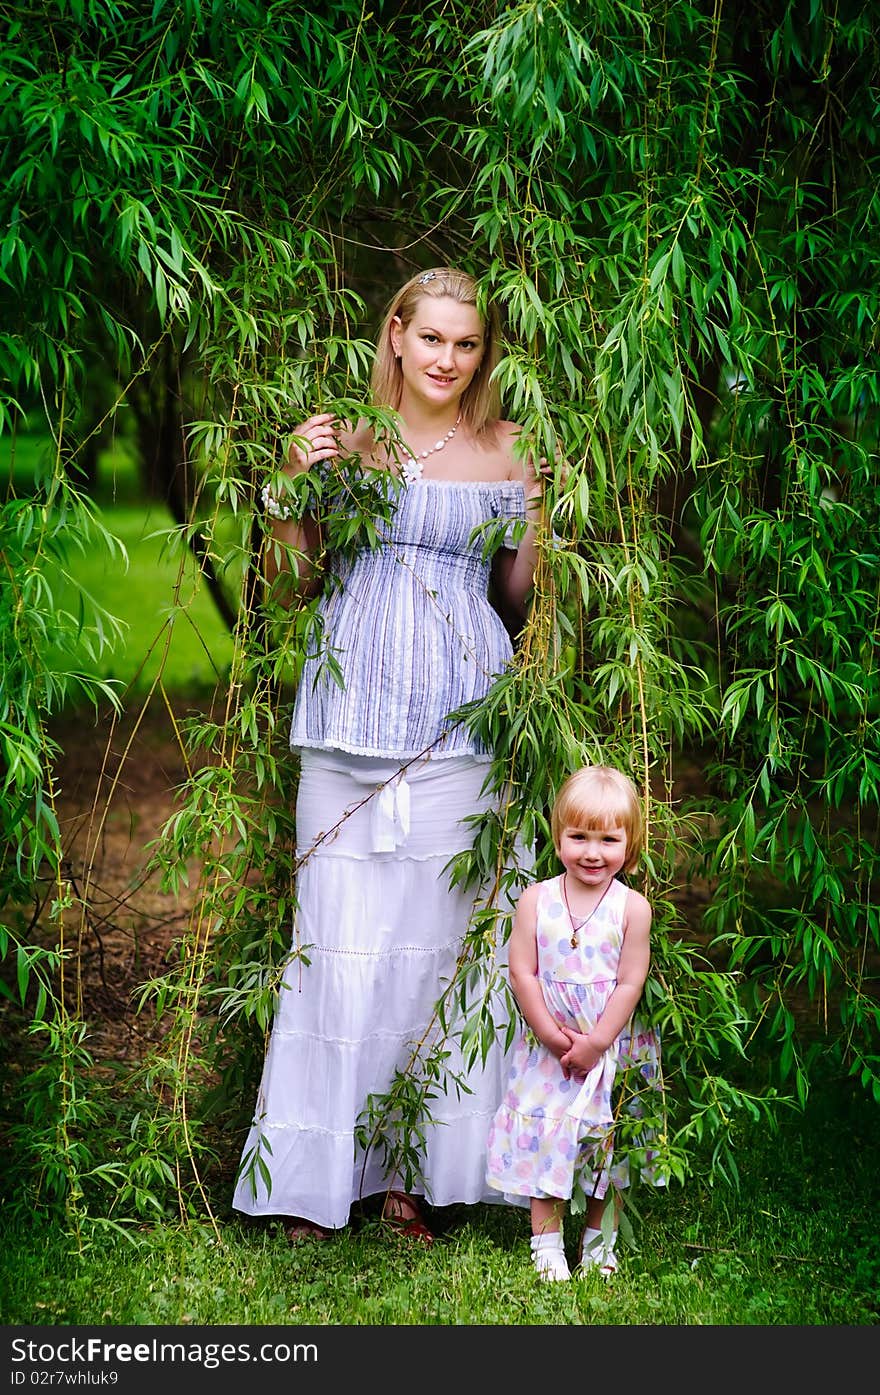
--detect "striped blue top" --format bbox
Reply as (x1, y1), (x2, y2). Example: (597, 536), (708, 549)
(289, 477), (527, 759)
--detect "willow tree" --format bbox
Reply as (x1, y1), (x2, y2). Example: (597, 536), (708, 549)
(1, 0), (876, 1231)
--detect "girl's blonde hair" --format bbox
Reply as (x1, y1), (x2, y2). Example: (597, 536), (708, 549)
(370, 267), (502, 437)
(550, 765), (644, 873)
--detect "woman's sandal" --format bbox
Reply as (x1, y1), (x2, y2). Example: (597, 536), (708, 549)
(284, 1216), (332, 1245)
(381, 1189), (435, 1246)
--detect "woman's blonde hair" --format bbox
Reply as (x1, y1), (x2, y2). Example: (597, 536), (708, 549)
(370, 267), (502, 437)
(550, 765), (644, 873)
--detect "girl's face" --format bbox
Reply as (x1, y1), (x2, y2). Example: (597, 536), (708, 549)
(557, 823), (629, 892)
(390, 296), (485, 415)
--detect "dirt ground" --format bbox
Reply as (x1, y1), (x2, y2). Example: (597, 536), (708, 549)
(40, 698), (214, 1063)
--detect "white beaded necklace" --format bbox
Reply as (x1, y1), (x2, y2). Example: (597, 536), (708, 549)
(400, 414), (461, 485)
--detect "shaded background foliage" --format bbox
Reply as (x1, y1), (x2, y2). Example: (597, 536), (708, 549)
(1, 0), (877, 1232)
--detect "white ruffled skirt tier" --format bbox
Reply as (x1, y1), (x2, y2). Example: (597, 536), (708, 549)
(232, 748), (518, 1231)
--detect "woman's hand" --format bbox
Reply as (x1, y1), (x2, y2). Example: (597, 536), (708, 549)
(523, 455), (548, 501)
(263, 414), (338, 598)
(534, 454), (571, 492)
(289, 413), (341, 473)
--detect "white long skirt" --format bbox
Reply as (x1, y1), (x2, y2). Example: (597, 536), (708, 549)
(231, 748), (519, 1231)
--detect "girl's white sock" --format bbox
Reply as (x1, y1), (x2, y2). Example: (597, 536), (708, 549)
(530, 1230), (571, 1282)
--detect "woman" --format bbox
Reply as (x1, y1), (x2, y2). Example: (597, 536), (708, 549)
(233, 266), (544, 1241)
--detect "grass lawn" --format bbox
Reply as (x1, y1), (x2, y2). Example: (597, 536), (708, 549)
(4, 430), (237, 698)
(0, 1071), (877, 1327)
(43, 501), (238, 699)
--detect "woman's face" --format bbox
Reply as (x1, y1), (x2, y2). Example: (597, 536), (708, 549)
(390, 296), (485, 414)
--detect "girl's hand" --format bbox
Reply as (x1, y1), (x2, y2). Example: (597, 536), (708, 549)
(560, 1031), (602, 1079)
(538, 1024), (576, 1073)
(544, 1025), (579, 1078)
(289, 413), (340, 473)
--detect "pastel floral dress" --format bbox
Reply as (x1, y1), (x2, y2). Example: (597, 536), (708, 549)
(486, 875), (664, 1203)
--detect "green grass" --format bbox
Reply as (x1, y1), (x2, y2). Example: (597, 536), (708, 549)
(43, 502), (237, 699)
(2, 429), (58, 492)
(2, 429), (239, 699)
(1, 1076), (877, 1326)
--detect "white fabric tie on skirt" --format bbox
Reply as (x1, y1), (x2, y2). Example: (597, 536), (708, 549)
(370, 770), (411, 852)
(294, 749), (492, 863)
(314, 752), (415, 854)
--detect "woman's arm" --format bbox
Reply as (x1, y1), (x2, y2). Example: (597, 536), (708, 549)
(264, 413), (340, 603)
(508, 883), (572, 1059)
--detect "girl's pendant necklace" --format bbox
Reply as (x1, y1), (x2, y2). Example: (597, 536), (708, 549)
(561, 873), (614, 948)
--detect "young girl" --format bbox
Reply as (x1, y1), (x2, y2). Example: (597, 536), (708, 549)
(486, 764), (663, 1281)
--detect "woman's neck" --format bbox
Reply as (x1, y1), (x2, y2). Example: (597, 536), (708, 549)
(397, 395), (462, 438)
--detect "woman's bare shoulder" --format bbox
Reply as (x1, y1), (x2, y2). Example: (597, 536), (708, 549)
(494, 419), (536, 482)
(496, 418), (522, 448)
(469, 418), (524, 479)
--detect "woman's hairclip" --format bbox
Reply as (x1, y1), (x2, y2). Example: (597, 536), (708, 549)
(418, 271), (437, 285)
